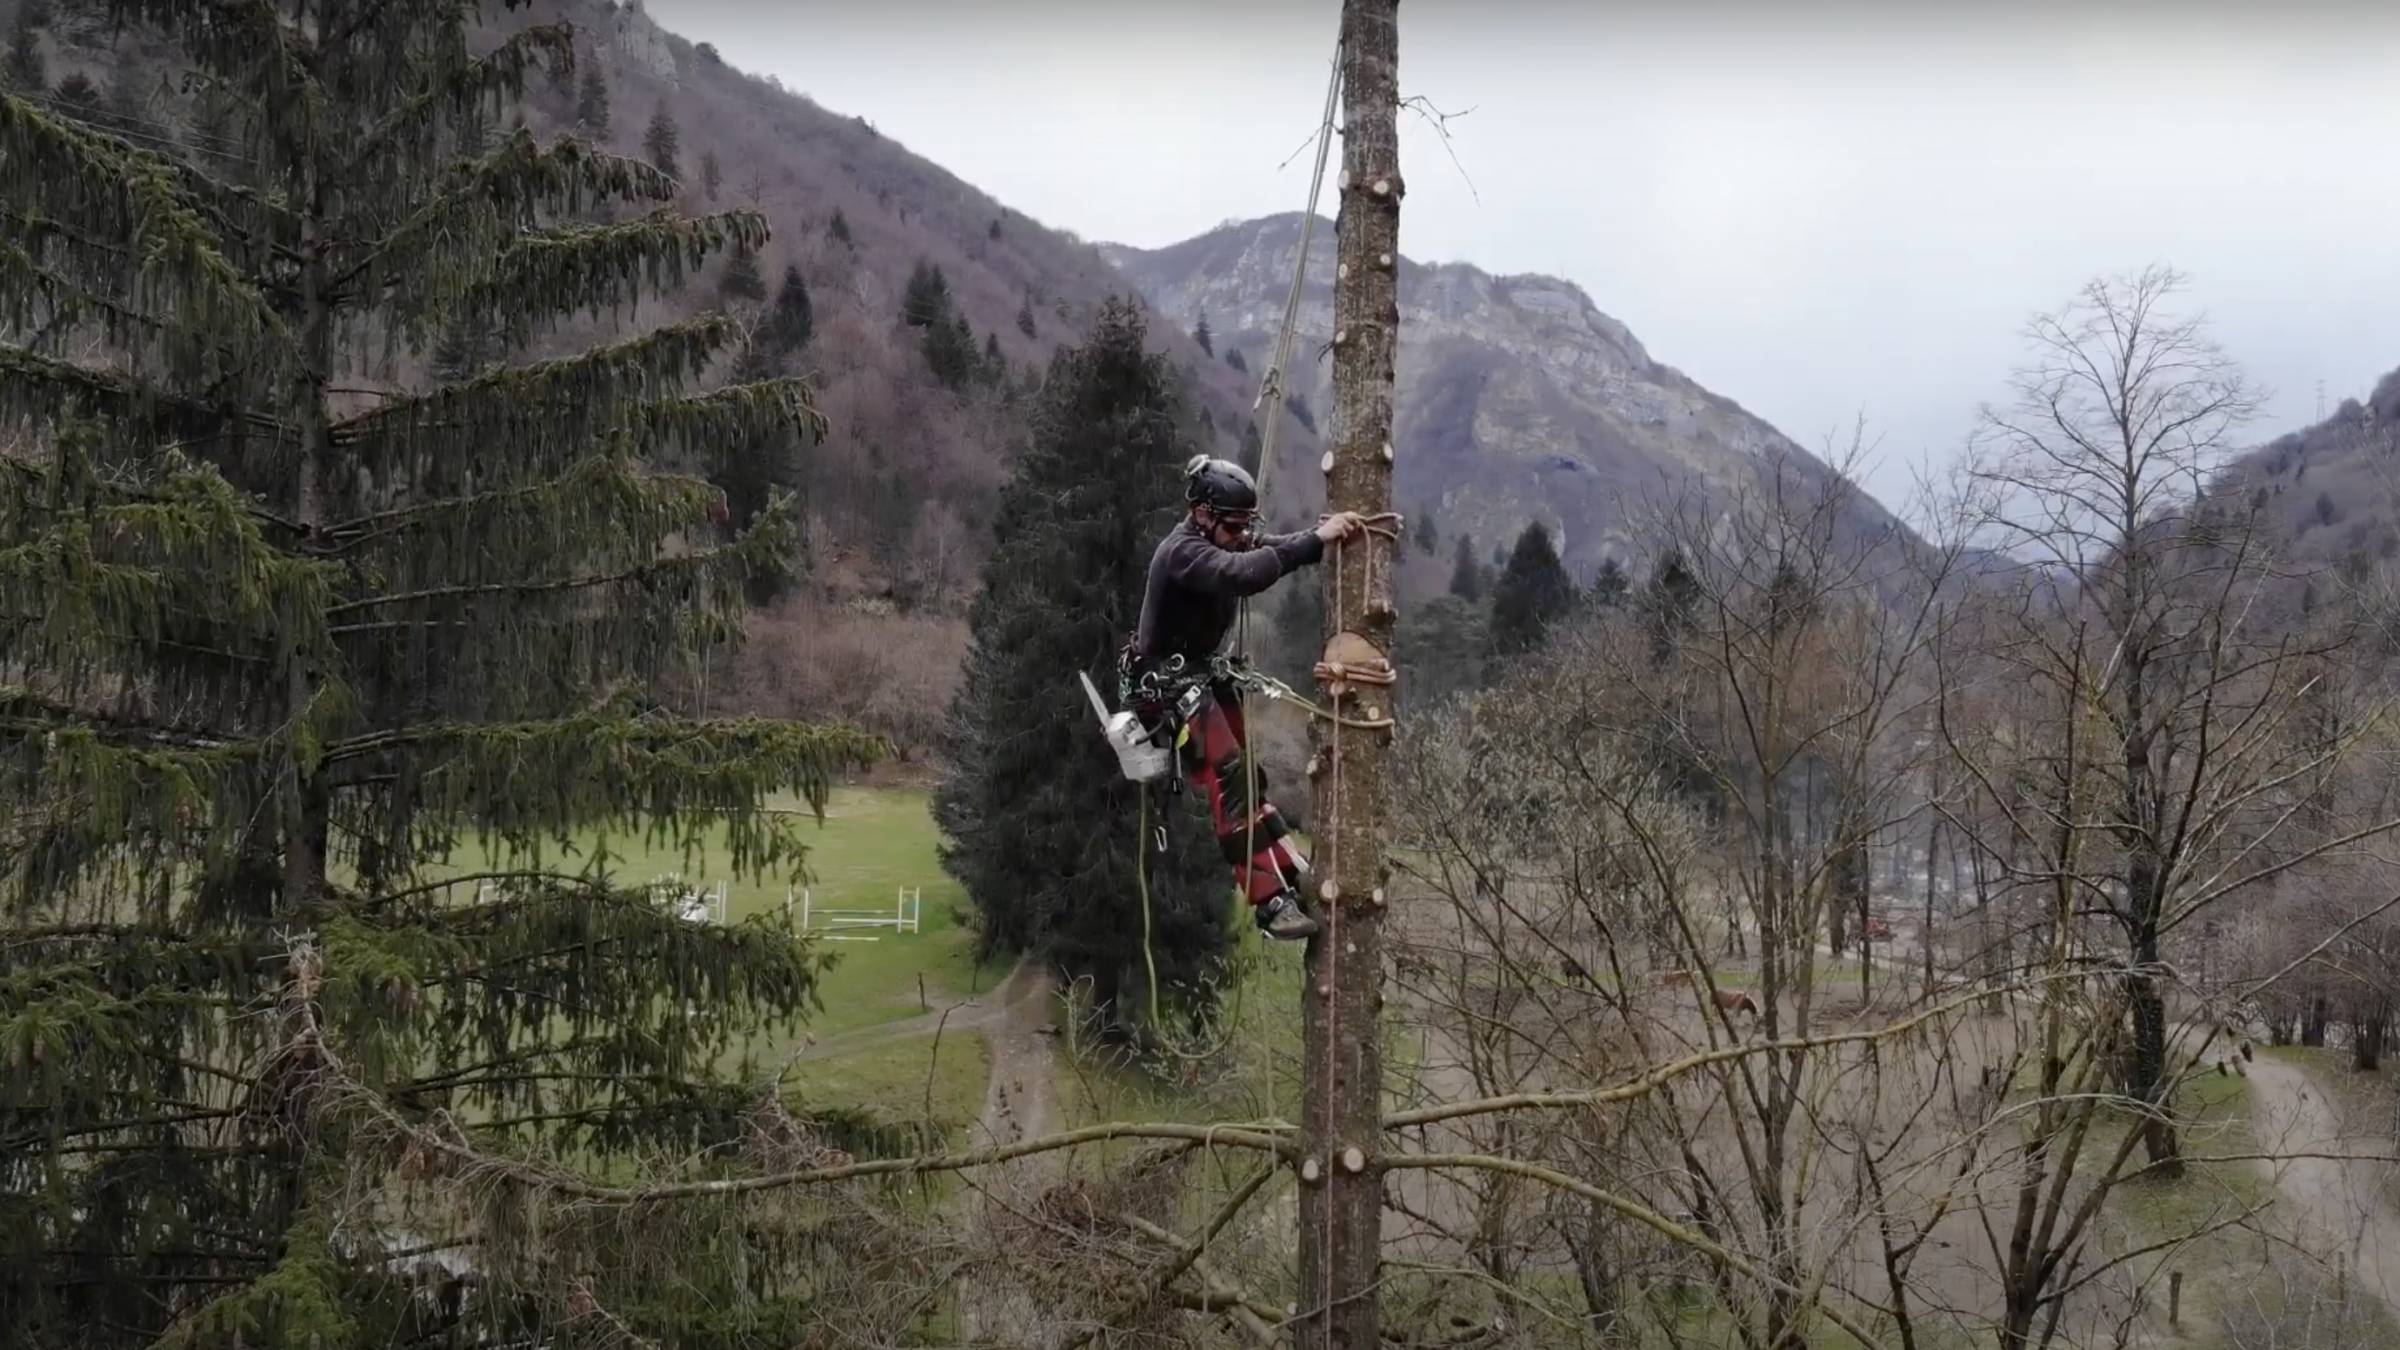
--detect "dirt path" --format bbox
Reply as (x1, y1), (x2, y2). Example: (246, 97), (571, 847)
(2245, 1054), (2400, 1312)
(795, 955), (1058, 1150)
(969, 956), (1059, 1149)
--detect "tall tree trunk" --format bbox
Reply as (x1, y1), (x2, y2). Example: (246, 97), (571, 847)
(1298, 3), (1400, 1345)
(1923, 814), (1940, 1003)
(281, 138), (331, 916)
(2356, 1004), (2388, 1072)
(2129, 874), (2180, 1173)
(1568, 1180), (1620, 1336)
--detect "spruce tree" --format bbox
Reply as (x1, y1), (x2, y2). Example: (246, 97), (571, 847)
(1192, 312), (1212, 355)
(1591, 555), (1630, 608)
(1449, 533), (1485, 602)
(49, 69), (94, 112)
(761, 263), (812, 355)
(901, 258), (950, 328)
(1, 3), (41, 94)
(1488, 521), (1577, 657)
(699, 147), (721, 200)
(826, 207), (852, 247)
(1414, 498), (1438, 554)
(1016, 294), (1036, 338)
(933, 297), (1228, 1028)
(1224, 346), (1246, 374)
(575, 62), (610, 136)
(923, 312), (977, 390)
(1238, 418), (1263, 474)
(1396, 595), (1486, 711)
(1641, 548), (1702, 665)
(0, 7), (874, 1346)
(719, 241), (766, 301)
(642, 100), (678, 179)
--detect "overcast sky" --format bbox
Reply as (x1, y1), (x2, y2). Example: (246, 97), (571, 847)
(649, 0), (2400, 511)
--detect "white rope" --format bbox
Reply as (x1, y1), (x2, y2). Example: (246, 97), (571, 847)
(1250, 34), (1346, 503)
(1232, 23), (1346, 860)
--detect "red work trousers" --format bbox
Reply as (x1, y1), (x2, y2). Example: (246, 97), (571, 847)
(1178, 689), (1305, 907)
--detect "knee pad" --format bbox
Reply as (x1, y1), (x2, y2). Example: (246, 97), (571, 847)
(1218, 807), (1292, 864)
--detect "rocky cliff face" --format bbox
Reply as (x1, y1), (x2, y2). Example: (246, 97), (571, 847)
(1104, 213), (1911, 582)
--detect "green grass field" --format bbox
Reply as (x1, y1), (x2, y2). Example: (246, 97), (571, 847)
(785, 1029), (993, 1143)
(429, 786), (1010, 1038)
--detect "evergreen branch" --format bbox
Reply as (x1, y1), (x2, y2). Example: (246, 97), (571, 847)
(0, 686), (249, 752)
(0, 344), (280, 441)
(0, 228), (174, 339)
(321, 457), (717, 545)
(339, 24), (576, 183)
(0, 449), (305, 538)
(321, 710), (878, 773)
(322, 538), (746, 617)
(333, 316), (739, 456)
(462, 210), (769, 335)
(336, 131), (680, 291)
(329, 378), (823, 492)
(319, 714), (881, 877)
(1, 451), (337, 673)
(0, 93), (287, 356)
(630, 378), (829, 460)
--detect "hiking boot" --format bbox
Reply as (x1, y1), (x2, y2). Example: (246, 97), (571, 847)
(1256, 891), (1321, 942)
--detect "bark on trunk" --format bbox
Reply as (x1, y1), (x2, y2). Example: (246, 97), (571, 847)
(1297, 5), (1400, 1346)
(1923, 815), (1940, 1003)
(2129, 910), (2180, 1172)
(281, 133), (331, 916)
(2355, 1007), (2387, 1072)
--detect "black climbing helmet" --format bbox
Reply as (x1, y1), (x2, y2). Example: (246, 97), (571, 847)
(1184, 455), (1260, 514)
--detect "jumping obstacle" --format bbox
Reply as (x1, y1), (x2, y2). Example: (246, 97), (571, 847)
(790, 885), (921, 941)
(649, 873), (727, 926)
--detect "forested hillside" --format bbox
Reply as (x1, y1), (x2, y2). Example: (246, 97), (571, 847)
(2215, 363), (2400, 608)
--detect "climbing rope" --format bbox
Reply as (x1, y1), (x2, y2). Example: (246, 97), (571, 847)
(1232, 25), (1346, 941)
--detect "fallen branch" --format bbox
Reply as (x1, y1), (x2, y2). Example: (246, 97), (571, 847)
(1065, 1164), (1279, 1349)
(352, 1076), (1295, 1204)
(1121, 1209), (1280, 1349)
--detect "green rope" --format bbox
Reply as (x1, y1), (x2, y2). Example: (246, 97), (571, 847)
(1140, 786), (1161, 1028)
(1134, 774), (1245, 1063)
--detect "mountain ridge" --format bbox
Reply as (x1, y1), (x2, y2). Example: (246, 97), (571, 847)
(1102, 212), (1921, 584)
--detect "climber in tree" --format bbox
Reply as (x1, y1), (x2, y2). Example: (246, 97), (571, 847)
(1122, 455), (1368, 941)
